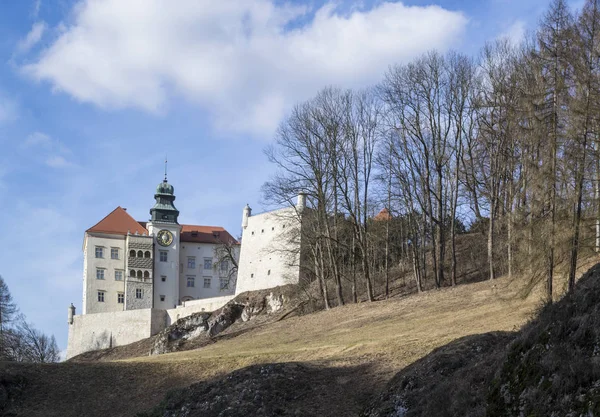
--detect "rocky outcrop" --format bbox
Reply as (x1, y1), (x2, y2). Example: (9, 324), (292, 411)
(138, 363), (348, 417)
(486, 264), (600, 416)
(150, 289), (290, 355)
(361, 332), (513, 417)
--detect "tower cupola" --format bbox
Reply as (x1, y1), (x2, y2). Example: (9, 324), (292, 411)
(150, 160), (179, 224)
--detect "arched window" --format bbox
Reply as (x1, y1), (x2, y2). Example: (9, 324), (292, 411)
(129, 270), (136, 277)
(130, 250), (136, 257)
(144, 271), (150, 279)
(137, 250), (143, 258)
(144, 251), (151, 258)
(137, 270), (142, 278)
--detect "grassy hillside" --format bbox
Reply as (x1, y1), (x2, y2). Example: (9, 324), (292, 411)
(1, 269), (547, 417)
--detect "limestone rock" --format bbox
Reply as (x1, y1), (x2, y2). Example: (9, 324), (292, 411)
(150, 287), (292, 356)
(266, 292), (284, 312)
(150, 312), (211, 355)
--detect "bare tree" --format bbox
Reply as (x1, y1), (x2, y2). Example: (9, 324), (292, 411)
(0, 275), (18, 334)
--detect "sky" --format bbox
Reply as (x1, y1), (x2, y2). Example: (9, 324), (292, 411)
(0, 0), (575, 354)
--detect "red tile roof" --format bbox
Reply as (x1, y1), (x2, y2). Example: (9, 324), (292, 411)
(88, 208), (238, 244)
(180, 224), (238, 245)
(86, 206), (148, 236)
(374, 208), (392, 221)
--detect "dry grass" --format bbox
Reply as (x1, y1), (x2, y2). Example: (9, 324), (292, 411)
(2, 267), (559, 417)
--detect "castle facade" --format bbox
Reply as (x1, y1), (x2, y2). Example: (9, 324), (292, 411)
(67, 175), (305, 359)
(82, 177), (238, 315)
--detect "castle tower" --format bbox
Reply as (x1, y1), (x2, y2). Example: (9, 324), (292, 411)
(296, 192), (307, 212)
(242, 204), (252, 230)
(146, 166), (182, 308)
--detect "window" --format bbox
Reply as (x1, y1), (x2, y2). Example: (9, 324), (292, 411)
(111, 248), (119, 260)
(117, 293), (124, 304)
(261, 229), (264, 233)
(130, 249), (136, 257)
(251, 273), (254, 278)
(268, 269), (271, 276)
(161, 275), (166, 282)
(144, 271), (150, 279)
(204, 258), (212, 270)
(115, 270), (123, 281)
(136, 288), (143, 299)
(160, 295), (165, 302)
(95, 247), (104, 258)
(144, 251), (151, 258)
(187, 257), (196, 269)
(129, 269), (136, 277)
(272, 227), (274, 231)
(203, 277), (211, 288)
(96, 268), (105, 280)
(137, 270), (142, 278)
(220, 261), (228, 272)
(187, 276), (195, 287)
(160, 251), (168, 262)
(251, 231), (255, 235)
(97, 291), (105, 302)
(137, 250), (143, 258)
(220, 278), (229, 290)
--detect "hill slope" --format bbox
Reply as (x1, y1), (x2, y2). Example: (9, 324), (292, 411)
(0, 274), (539, 417)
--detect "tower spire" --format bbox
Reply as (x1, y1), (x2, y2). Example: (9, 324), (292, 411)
(164, 156), (168, 182)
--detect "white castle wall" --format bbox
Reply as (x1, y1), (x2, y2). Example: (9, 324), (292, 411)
(178, 243), (237, 301)
(67, 294), (235, 359)
(166, 295), (236, 323)
(84, 234), (127, 314)
(236, 206), (302, 295)
(66, 308), (168, 359)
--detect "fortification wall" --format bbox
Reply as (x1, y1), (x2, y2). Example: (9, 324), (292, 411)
(166, 295), (235, 323)
(236, 207), (301, 294)
(66, 308), (167, 359)
(66, 295), (234, 359)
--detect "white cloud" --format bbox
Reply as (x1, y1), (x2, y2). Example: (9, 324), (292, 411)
(24, 131), (52, 147)
(0, 96), (17, 125)
(23, 0), (467, 136)
(17, 21), (46, 54)
(45, 155), (71, 168)
(32, 0), (42, 19)
(499, 20), (526, 45)
(22, 131), (74, 168)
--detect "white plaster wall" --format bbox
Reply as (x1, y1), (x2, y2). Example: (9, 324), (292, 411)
(66, 308), (167, 359)
(178, 243), (236, 302)
(147, 222), (181, 309)
(236, 207), (301, 294)
(84, 233), (127, 314)
(166, 295), (236, 324)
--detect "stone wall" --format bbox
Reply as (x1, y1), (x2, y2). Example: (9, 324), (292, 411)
(125, 279), (153, 310)
(166, 295), (236, 324)
(66, 296), (233, 359)
(66, 308), (167, 359)
(236, 207), (302, 294)
(84, 233), (127, 314)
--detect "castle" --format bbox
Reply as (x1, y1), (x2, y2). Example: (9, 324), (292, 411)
(66, 174), (305, 359)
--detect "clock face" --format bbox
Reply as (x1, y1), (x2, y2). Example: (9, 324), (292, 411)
(156, 229), (174, 247)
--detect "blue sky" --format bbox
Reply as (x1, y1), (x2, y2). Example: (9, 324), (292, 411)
(0, 0), (572, 354)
